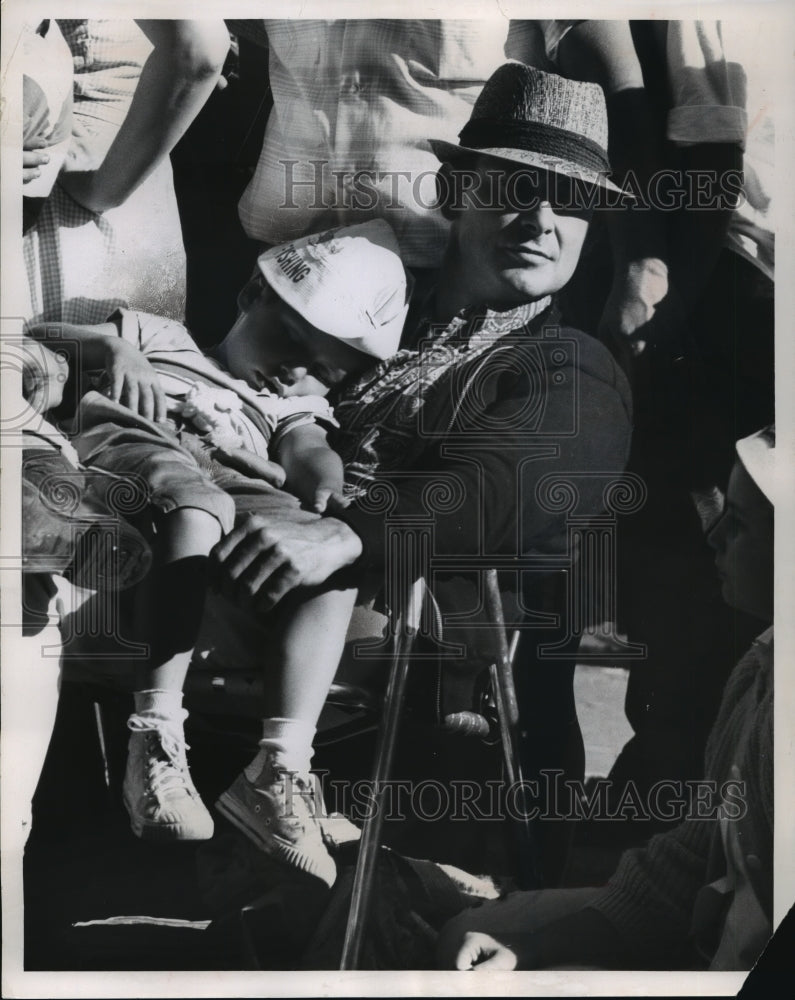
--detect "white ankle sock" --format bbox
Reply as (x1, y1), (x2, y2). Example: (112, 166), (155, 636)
(244, 717), (316, 780)
(132, 689), (187, 727)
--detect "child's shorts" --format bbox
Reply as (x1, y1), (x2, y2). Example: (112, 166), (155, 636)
(71, 391), (318, 534)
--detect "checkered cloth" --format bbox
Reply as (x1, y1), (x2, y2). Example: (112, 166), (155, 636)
(230, 19), (579, 268)
(23, 20), (185, 325)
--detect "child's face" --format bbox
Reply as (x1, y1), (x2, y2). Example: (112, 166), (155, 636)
(707, 460), (774, 622)
(450, 158), (591, 309)
(221, 279), (370, 398)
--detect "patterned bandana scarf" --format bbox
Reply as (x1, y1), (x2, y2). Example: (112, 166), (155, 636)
(334, 296), (553, 498)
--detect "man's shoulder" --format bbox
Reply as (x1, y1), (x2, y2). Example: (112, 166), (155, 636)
(503, 317), (631, 400)
(551, 324), (630, 401)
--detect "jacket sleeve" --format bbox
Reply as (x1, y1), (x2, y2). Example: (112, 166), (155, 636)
(584, 818), (714, 965)
(337, 332), (632, 571)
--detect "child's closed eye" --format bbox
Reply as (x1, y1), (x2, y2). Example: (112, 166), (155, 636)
(308, 362), (340, 388)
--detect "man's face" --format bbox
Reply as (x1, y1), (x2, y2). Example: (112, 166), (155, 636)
(707, 460), (774, 622)
(449, 158), (591, 310)
(220, 278), (369, 398)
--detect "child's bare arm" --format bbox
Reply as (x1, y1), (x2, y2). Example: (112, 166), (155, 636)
(27, 320), (166, 422)
(275, 423), (348, 513)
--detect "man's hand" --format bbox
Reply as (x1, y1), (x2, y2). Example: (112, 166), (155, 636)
(449, 931), (518, 971)
(101, 338), (167, 422)
(598, 257), (670, 358)
(210, 513), (362, 610)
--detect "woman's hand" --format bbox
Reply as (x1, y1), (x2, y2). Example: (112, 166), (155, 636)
(21, 340), (69, 413)
(23, 142), (51, 185)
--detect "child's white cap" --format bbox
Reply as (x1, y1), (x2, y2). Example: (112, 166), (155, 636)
(736, 425), (776, 505)
(257, 220), (409, 360)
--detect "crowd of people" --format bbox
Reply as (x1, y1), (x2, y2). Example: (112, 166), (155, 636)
(11, 14), (779, 975)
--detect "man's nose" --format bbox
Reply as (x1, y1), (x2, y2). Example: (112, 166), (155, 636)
(518, 200), (555, 236)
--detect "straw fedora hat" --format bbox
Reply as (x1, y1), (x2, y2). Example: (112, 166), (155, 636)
(430, 61), (623, 194)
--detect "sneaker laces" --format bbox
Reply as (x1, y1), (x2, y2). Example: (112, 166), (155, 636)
(128, 714), (193, 798)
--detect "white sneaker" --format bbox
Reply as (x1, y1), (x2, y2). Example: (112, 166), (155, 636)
(215, 752), (336, 887)
(318, 811), (362, 850)
(123, 716), (214, 841)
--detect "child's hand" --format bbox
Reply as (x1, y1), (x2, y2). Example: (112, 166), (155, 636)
(212, 447), (287, 488)
(103, 339), (168, 423)
(313, 486), (350, 514)
(445, 931), (518, 971)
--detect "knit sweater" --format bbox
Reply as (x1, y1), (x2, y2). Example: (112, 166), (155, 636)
(588, 628), (774, 969)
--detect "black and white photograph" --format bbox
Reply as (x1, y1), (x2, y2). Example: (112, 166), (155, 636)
(2, 1), (794, 995)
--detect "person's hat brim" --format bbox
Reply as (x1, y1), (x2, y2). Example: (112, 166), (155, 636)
(429, 138), (628, 198)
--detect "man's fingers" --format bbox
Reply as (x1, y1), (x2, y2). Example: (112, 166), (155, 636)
(210, 519), (255, 565)
(214, 530), (274, 584)
(253, 561), (303, 611)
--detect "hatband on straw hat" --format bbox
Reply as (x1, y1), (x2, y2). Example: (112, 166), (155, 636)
(429, 62), (623, 194)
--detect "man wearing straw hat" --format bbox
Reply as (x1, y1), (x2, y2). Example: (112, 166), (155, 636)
(212, 63), (633, 880)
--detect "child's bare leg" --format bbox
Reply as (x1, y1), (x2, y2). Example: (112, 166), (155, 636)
(266, 585), (359, 741)
(217, 585), (358, 886)
(125, 507), (222, 842)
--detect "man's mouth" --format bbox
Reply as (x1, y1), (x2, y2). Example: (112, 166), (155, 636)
(502, 245), (553, 263)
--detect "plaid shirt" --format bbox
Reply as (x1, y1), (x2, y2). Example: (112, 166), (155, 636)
(231, 19), (578, 267)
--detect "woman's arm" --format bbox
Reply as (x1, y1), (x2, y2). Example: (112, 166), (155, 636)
(26, 320), (166, 421)
(60, 20), (229, 213)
